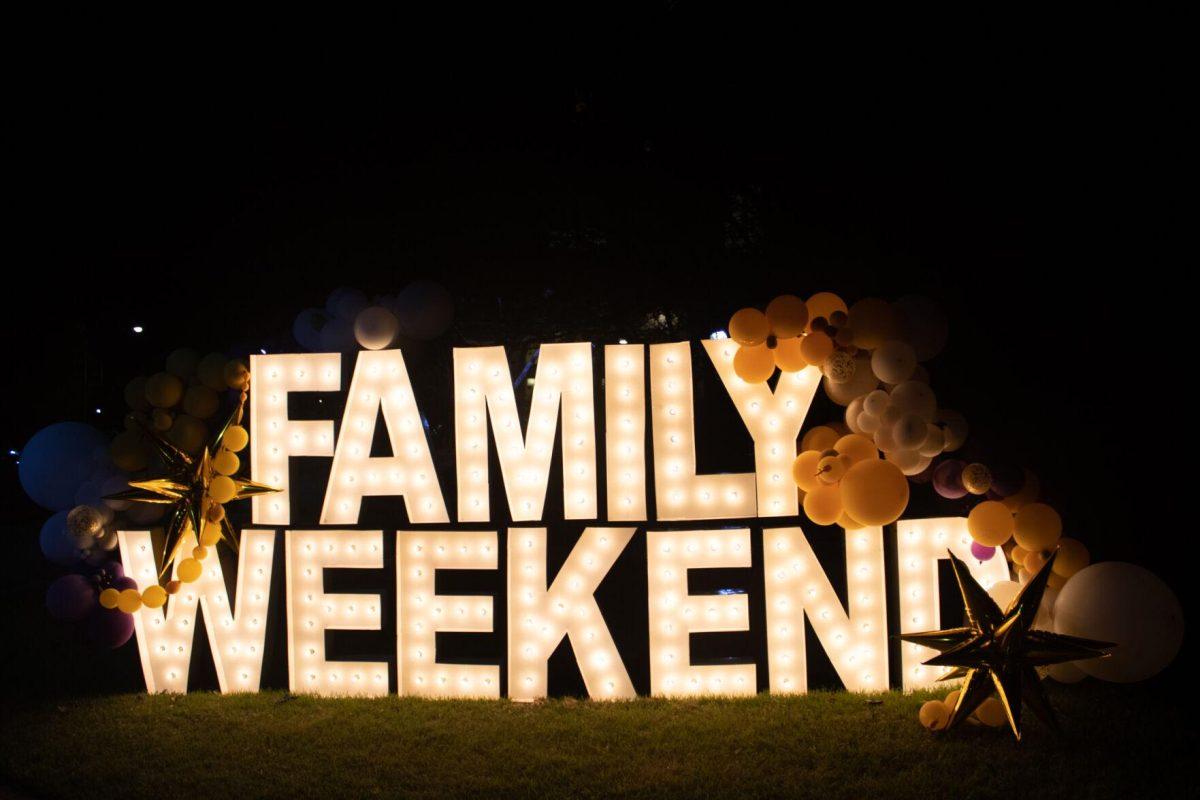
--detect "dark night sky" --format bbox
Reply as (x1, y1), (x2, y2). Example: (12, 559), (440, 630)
(3, 21), (1191, 690)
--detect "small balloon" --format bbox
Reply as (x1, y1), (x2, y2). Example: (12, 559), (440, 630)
(932, 459), (968, 499)
(970, 541), (997, 562)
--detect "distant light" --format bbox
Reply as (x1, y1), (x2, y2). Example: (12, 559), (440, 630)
(94, 408), (102, 415)
(618, 339), (628, 345)
(7, 449), (16, 456)
(132, 325), (144, 334)
(260, 348), (268, 354)
(709, 330), (728, 340)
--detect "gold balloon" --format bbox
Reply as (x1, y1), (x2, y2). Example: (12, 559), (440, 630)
(141, 584), (168, 609)
(791, 450), (824, 492)
(197, 352), (228, 391)
(1013, 502), (1062, 551)
(801, 426), (840, 453)
(967, 501), (1015, 547)
(224, 359), (250, 390)
(974, 698), (1008, 728)
(117, 588), (142, 614)
(765, 295), (809, 338)
(99, 588), (120, 609)
(151, 408), (173, 431)
(168, 414), (208, 454)
(165, 348), (200, 379)
(213, 450), (240, 476)
(182, 385), (219, 419)
(840, 459), (909, 526)
(834, 433), (877, 464)
(837, 511), (865, 530)
(222, 425), (249, 452)
(124, 376), (149, 411)
(145, 372), (184, 409)
(110, 430), (149, 472)
(192, 545), (208, 560)
(961, 463), (992, 495)
(200, 521), (223, 547)
(817, 455), (846, 485)
(1052, 537), (1089, 577)
(799, 332), (834, 366)
(805, 292), (848, 329)
(209, 475), (237, 504)
(803, 483), (844, 526)
(165, 580), (182, 595)
(1024, 549), (1050, 573)
(847, 298), (896, 350)
(729, 308), (770, 346)
(773, 337), (808, 372)
(177, 558), (203, 583)
(919, 700), (951, 731)
(1009, 545), (1029, 566)
(733, 343), (776, 383)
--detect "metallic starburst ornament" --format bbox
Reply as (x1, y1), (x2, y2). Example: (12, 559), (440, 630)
(900, 549), (1115, 740)
(104, 395), (279, 578)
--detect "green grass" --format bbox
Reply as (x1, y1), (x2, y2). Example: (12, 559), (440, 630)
(0, 683), (1189, 799)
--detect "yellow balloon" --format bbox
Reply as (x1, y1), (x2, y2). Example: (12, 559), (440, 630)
(803, 483), (844, 526)
(192, 545), (209, 560)
(833, 434), (877, 464)
(124, 376), (149, 411)
(224, 359), (250, 389)
(145, 372), (184, 409)
(182, 385), (219, 419)
(165, 580), (182, 595)
(805, 292), (848, 329)
(151, 408), (174, 431)
(222, 425), (249, 452)
(200, 521), (223, 547)
(974, 697), (1008, 727)
(733, 343), (776, 383)
(801, 426), (840, 453)
(967, 501), (1015, 547)
(1052, 537), (1089, 577)
(765, 295), (809, 338)
(918, 700), (951, 731)
(99, 588), (120, 609)
(847, 298), (896, 350)
(177, 558), (203, 583)
(1009, 545), (1029, 565)
(141, 585), (168, 609)
(213, 450), (240, 476)
(209, 475), (237, 504)
(1013, 502), (1062, 551)
(729, 308), (770, 346)
(1047, 571), (1067, 590)
(837, 511), (865, 530)
(799, 332), (834, 366)
(773, 337), (808, 372)
(961, 463), (992, 495)
(1024, 549), (1050, 574)
(944, 689), (961, 710)
(117, 588), (142, 614)
(840, 459), (909, 526)
(791, 450), (824, 493)
(197, 352), (228, 391)
(817, 455), (846, 485)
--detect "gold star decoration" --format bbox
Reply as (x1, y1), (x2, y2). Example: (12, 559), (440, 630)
(105, 396), (279, 578)
(900, 549), (1115, 740)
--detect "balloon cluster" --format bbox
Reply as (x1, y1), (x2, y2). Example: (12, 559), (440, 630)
(23, 347), (257, 646)
(728, 292), (1185, 716)
(293, 281), (454, 352)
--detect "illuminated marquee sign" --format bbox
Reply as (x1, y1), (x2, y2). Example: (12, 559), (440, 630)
(118, 341), (1008, 697)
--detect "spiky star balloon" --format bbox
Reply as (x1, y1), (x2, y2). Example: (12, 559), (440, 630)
(105, 398), (279, 577)
(900, 549), (1114, 740)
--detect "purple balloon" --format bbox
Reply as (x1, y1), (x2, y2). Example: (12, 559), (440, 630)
(113, 575), (138, 592)
(87, 607), (135, 649)
(39, 510), (82, 566)
(970, 541), (997, 561)
(100, 560), (125, 580)
(932, 459), (968, 499)
(46, 574), (96, 622)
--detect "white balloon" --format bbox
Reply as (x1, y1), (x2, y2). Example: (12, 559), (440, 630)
(857, 412), (881, 434)
(885, 448), (927, 475)
(1043, 661), (1086, 684)
(354, 306), (400, 350)
(863, 389), (890, 417)
(871, 340), (917, 384)
(892, 413), (929, 450)
(292, 308), (328, 352)
(988, 580), (1021, 612)
(890, 381), (937, 422)
(938, 409), (969, 451)
(1054, 562), (1184, 682)
(821, 353), (877, 406)
(919, 425), (946, 458)
(845, 397), (865, 435)
(873, 422), (898, 453)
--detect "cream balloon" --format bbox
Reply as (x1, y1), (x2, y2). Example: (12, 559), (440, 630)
(937, 409), (968, 451)
(1053, 562), (1184, 682)
(889, 381), (937, 422)
(862, 389), (890, 417)
(822, 353), (877, 405)
(870, 340), (917, 385)
(354, 306), (400, 350)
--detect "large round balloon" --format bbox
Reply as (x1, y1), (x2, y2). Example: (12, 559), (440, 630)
(354, 306), (400, 350)
(395, 280), (455, 341)
(87, 606), (135, 649)
(46, 574), (95, 622)
(1054, 562), (1184, 682)
(840, 459), (909, 526)
(19, 423), (110, 511)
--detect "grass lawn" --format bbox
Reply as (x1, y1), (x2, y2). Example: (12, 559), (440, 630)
(0, 682), (1190, 799)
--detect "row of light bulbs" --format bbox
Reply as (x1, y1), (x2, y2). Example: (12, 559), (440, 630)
(118, 520), (997, 697)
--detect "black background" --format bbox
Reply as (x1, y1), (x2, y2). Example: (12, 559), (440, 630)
(3, 17), (1190, 695)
